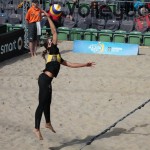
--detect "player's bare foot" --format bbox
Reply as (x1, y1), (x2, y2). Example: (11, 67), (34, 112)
(33, 128), (43, 140)
(45, 123), (56, 133)
(33, 52), (37, 56)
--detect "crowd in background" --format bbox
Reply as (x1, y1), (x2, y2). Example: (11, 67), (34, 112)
(0, 0), (150, 33)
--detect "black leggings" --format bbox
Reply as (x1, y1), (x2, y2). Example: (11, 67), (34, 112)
(35, 73), (53, 129)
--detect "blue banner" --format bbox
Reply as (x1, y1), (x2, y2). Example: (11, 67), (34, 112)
(73, 40), (139, 56)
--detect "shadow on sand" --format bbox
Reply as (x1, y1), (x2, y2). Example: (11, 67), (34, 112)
(49, 124), (150, 150)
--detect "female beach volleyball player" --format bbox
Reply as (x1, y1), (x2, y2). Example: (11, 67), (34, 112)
(33, 11), (95, 140)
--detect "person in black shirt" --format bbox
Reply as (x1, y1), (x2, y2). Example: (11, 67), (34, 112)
(33, 11), (95, 140)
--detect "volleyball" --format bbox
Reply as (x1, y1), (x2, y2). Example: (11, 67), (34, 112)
(49, 4), (62, 17)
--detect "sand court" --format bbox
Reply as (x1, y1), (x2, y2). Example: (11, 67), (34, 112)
(0, 41), (150, 150)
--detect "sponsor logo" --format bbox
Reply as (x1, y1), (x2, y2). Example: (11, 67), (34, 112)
(18, 37), (23, 50)
(111, 47), (123, 52)
(0, 37), (23, 55)
(66, 2), (142, 19)
(89, 42), (105, 54)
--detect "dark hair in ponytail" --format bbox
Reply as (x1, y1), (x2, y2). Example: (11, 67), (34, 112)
(42, 38), (52, 61)
(42, 39), (48, 61)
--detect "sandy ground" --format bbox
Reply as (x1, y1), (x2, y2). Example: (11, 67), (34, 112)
(0, 41), (150, 150)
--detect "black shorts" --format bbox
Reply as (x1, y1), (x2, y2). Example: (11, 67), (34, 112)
(28, 22), (38, 42)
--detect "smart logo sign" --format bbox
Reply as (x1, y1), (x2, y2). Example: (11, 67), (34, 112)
(0, 29), (25, 61)
(0, 36), (23, 55)
(0, 29), (24, 55)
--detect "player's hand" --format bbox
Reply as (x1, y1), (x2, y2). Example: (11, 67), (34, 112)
(86, 62), (96, 67)
(42, 10), (49, 17)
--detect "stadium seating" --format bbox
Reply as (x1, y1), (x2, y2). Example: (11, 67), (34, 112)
(72, 8), (79, 23)
(70, 28), (83, 41)
(57, 26), (70, 40)
(120, 20), (134, 33)
(84, 28), (97, 41)
(4, 4), (15, 15)
(113, 30), (127, 43)
(128, 31), (142, 45)
(45, 1), (50, 11)
(143, 32), (150, 46)
(76, 16), (91, 30)
(41, 16), (47, 28)
(113, 10), (123, 21)
(12, 23), (23, 30)
(108, 3), (117, 13)
(40, 26), (52, 45)
(99, 29), (112, 42)
(0, 13), (8, 24)
(105, 19), (120, 32)
(41, 26), (47, 37)
(5, 23), (13, 31)
(127, 11), (135, 21)
(0, 2), (3, 12)
(16, 8), (23, 19)
(100, 4), (113, 21)
(0, 0), (149, 47)
(63, 16), (76, 29)
(91, 18), (105, 30)
(8, 13), (22, 25)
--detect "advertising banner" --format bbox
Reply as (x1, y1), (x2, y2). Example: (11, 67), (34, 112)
(0, 29), (26, 62)
(73, 40), (139, 56)
(0, 24), (7, 34)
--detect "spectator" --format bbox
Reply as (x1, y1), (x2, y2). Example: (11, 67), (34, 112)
(63, 15), (76, 28)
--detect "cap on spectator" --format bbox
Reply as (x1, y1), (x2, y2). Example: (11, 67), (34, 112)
(49, 4), (62, 17)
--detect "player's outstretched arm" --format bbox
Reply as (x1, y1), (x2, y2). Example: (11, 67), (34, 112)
(61, 60), (95, 68)
(42, 10), (57, 44)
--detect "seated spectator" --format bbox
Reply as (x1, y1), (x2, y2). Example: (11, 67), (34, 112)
(76, 15), (91, 30)
(63, 15), (76, 28)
